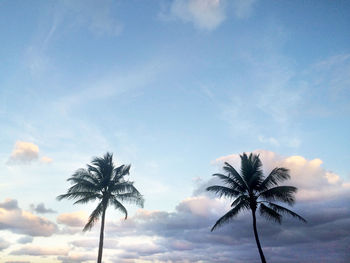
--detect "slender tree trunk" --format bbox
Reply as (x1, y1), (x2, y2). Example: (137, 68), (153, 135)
(97, 208), (106, 263)
(252, 210), (267, 263)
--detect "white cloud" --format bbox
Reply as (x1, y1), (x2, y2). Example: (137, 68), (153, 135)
(8, 141), (39, 164)
(7, 141), (53, 165)
(162, 0), (258, 30)
(214, 150), (350, 201)
(168, 0), (227, 30)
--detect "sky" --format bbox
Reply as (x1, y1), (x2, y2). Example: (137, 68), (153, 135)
(0, 0), (349, 262)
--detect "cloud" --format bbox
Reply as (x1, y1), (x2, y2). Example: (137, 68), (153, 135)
(167, 0), (227, 31)
(57, 253), (96, 263)
(0, 237), (10, 251)
(10, 245), (68, 256)
(70, 238), (118, 249)
(97, 150), (350, 262)
(162, 0), (258, 30)
(2, 151), (348, 262)
(8, 141), (39, 164)
(0, 199), (57, 237)
(7, 141), (53, 165)
(302, 53), (350, 116)
(258, 135), (280, 147)
(17, 236), (33, 244)
(0, 199), (19, 210)
(57, 211), (88, 227)
(30, 203), (56, 214)
(214, 150), (350, 201)
(40, 156), (53, 163)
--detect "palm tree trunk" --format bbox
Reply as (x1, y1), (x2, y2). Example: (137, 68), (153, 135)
(252, 210), (267, 263)
(97, 208), (106, 263)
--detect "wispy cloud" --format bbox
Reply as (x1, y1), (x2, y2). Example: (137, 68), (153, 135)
(168, 0), (227, 31)
(232, 0), (258, 19)
(161, 0), (259, 31)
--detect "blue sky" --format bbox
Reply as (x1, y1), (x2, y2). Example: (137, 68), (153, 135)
(0, 1), (350, 262)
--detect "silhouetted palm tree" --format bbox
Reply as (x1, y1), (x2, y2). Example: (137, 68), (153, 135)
(207, 153), (306, 263)
(57, 152), (144, 263)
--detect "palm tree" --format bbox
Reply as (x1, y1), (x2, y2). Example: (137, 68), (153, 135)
(207, 152), (306, 263)
(57, 152), (144, 263)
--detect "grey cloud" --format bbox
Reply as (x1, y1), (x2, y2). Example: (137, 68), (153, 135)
(17, 236), (34, 244)
(0, 237), (10, 251)
(30, 203), (57, 214)
(0, 199), (19, 210)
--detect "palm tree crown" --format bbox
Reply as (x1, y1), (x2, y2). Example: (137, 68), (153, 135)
(57, 152), (144, 263)
(207, 152), (306, 263)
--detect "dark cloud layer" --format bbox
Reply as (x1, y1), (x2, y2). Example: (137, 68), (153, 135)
(99, 151), (350, 263)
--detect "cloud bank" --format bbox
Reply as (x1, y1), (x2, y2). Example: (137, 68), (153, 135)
(2, 150), (350, 263)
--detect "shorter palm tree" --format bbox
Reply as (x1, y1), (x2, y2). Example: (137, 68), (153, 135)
(57, 152), (144, 263)
(207, 153), (306, 263)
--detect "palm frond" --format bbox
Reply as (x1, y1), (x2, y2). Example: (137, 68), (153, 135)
(109, 181), (137, 194)
(259, 186), (297, 205)
(110, 199), (128, 219)
(240, 153), (264, 190)
(259, 203), (282, 223)
(87, 164), (103, 180)
(73, 193), (102, 205)
(114, 164), (130, 181)
(83, 201), (104, 232)
(258, 168), (290, 190)
(231, 194), (249, 207)
(267, 202), (307, 223)
(66, 181), (100, 193)
(211, 199), (249, 231)
(67, 177), (99, 189)
(222, 162), (248, 192)
(57, 191), (99, 201)
(206, 185), (240, 198)
(114, 192), (144, 207)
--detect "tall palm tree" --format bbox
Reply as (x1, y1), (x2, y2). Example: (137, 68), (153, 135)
(57, 152), (144, 263)
(207, 153), (306, 263)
